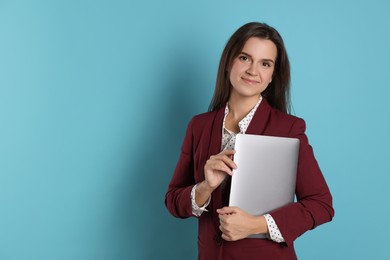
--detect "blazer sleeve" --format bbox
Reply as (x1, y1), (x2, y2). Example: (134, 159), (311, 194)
(165, 118), (196, 218)
(270, 118), (334, 246)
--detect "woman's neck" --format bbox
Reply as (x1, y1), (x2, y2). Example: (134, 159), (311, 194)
(227, 94), (261, 121)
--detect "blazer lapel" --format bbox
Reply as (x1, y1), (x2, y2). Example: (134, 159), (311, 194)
(206, 107), (224, 220)
(246, 98), (272, 135)
(207, 107), (225, 158)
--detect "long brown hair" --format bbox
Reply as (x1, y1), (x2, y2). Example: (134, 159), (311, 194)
(208, 22), (291, 113)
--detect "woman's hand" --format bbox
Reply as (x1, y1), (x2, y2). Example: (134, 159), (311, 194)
(203, 149), (237, 191)
(217, 207), (268, 241)
(194, 150), (237, 210)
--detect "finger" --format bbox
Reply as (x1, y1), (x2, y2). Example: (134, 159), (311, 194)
(219, 155), (238, 170)
(219, 225), (233, 239)
(210, 156), (237, 173)
(217, 150), (237, 165)
(209, 150), (237, 170)
(218, 214), (226, 225)
(211, 161), (233, 175)
(221, 233), (232, 241)
(220, 149), (236, 156)
(217, 206), (237, 215)
(219, 225), (227, 234)
(205, 160), (229, 173)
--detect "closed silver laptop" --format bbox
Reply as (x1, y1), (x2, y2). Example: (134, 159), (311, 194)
(229, 134), (299, 238)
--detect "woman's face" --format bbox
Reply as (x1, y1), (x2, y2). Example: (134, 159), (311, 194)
(229, 37), (277, 99)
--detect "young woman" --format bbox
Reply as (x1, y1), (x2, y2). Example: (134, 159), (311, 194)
(165, 22), (334, 260)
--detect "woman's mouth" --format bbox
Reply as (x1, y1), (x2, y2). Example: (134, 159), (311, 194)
(241, 77), (259, 85)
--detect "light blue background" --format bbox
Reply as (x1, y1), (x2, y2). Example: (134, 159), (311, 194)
(1, 1), (389, 259)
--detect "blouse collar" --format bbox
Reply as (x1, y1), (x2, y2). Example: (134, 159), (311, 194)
(222, 96), (263, 134)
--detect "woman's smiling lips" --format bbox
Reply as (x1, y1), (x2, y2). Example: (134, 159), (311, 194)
(241, 77), (259, 85)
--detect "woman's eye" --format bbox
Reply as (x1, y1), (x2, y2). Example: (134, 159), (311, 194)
(239, 55), (250, 62)
(262, 62), (271, 67)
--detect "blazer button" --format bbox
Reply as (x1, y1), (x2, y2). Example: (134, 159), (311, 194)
(214, 234), (222, 246)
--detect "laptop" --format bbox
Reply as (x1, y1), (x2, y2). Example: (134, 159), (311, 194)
(228, 134), (300, 238)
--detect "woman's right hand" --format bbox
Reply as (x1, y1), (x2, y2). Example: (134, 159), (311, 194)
(204, 149), (237, 191)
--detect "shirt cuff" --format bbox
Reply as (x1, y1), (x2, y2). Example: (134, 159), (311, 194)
(264, 214), (285, 243)
(191, 184), (211, 217)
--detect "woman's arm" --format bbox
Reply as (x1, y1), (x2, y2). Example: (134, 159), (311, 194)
(270, 118), (334, 245)
(165, 119), (196, 218)
(165, 118), (237, 218)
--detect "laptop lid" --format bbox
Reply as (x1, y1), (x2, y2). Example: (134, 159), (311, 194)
(228, 134), (299, 237)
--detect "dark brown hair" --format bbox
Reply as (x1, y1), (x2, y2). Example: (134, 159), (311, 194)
(208, 22), (291, 113)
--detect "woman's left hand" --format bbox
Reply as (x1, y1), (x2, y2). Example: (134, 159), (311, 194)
(217, 207), (267, 241)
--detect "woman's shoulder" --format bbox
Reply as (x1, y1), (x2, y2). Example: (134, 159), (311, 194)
(267, 106), (306, 135)
(193, 110), (218, 120)
(183, 109), (223, 136)
(260, 98), (304, 125)
(270, 106), (302, 122)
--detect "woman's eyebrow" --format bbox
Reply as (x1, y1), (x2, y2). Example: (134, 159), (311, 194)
(240, 51), (275, 64)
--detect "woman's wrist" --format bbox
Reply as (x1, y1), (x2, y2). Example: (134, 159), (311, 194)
(195, 181), (214, 207)
(251, 215), (268, 235)
(197, 180), (214, 196)
(201, 180), (215, 192)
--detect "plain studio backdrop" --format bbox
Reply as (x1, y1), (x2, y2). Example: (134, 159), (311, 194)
(1, 1), (389, 259)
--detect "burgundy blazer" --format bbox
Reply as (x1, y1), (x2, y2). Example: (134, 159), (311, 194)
(165, 99), (334, 260)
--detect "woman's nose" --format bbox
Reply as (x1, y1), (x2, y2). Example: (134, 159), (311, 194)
(245, 63), (258, 76)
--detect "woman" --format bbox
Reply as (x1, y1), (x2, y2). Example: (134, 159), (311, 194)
(165, 22), (334, 259)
